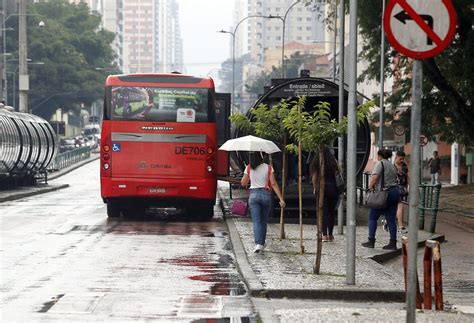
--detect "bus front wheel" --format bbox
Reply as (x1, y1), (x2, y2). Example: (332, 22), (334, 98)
(107, 203), (121, 218)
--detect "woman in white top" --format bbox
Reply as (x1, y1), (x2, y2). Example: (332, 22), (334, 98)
(241, 152), (285, 253)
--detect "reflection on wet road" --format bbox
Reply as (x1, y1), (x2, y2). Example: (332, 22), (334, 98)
(0, 160), (253, 321)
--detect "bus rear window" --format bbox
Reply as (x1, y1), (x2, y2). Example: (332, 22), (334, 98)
(108, 86), (214, 122)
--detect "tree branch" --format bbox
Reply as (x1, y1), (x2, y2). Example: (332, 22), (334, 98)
(422, 58), (474, 139)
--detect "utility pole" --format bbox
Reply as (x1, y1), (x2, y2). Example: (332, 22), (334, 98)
(18, 0), (28, 113)
(346, 0), (358, 286)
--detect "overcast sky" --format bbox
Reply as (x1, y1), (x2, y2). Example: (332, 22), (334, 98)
(179, 0), (234, 83)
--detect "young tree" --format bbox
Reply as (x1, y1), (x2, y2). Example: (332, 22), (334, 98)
(283, 98), (371, 273)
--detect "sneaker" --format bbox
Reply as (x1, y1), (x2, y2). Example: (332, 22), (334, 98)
(322, 235), (329, 242)
(329, 235), (334, 242)
(398, 227), (408, 235)
(381, 219), (388, 232)
(253, 244), (264, 253)
(361, 238), (375, 248)
(382, 240), (397, 250)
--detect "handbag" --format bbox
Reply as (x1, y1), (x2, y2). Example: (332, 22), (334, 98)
(231, 199), (248, 216)
(365, 161), (388, 209)
(335, 164), (345, 193)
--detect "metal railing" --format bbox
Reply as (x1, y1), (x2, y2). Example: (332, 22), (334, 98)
(49, 146), (92, 171)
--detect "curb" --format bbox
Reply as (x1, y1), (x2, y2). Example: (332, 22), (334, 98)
(0, 184), (70, 203)
(251, 288), (405, 302)
(371, 233), (445, 264)
(218, 188), (264, 294)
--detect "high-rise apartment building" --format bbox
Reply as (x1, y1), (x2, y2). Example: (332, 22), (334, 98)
(246, 0), (325, 68)
(114, 0), (182, 73)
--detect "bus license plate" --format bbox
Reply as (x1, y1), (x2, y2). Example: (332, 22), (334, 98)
(149, 187), (166, 193)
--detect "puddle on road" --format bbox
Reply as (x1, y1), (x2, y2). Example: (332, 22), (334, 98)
(106, 221), (227, 237)
(160, 251), (247, 296)
(189, 273), (246, 296)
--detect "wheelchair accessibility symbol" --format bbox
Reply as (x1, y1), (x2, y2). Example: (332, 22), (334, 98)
(112, 143), (121, 152)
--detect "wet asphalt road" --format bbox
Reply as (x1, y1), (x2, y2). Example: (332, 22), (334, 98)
(0, 160), (253, 322)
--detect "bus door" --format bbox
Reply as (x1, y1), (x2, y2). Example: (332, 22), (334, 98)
(215, 92), (231, 177)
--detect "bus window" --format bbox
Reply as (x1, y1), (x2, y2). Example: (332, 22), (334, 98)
(109, 86), (213, 122)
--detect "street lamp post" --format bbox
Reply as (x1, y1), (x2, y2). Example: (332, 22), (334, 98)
(219, 15), (277, 112)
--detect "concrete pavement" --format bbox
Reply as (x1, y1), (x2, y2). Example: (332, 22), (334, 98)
(218, 182), (474, 321)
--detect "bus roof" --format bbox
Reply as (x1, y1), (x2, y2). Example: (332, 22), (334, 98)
(105, 73), (214, 88)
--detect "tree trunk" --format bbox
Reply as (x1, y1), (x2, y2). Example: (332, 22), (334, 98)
(279, 135), (287, 239)
(314, 147), (325, 274)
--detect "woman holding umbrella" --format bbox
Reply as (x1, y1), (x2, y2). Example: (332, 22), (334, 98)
(241, 152), (286, 253)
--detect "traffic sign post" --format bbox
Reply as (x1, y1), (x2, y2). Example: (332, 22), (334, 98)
(384, 1), (457, 322)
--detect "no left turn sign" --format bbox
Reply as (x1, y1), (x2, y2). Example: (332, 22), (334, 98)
(384, 0), (457, 59)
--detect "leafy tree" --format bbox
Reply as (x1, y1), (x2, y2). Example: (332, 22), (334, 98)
(5, 0), (117, 120)
(283, 97), (371, 274)
(305, 0), (474, 145)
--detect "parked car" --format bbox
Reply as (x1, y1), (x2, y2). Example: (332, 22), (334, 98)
(60, 138), (76, 153)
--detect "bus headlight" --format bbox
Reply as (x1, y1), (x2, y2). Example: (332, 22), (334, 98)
(103, 163), (110, 170)
(206, 165), (213, 172)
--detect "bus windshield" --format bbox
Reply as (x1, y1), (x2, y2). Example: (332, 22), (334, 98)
(109, 86), (213, 123)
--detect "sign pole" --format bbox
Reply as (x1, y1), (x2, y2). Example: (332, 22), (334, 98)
(378, 0), (386, 150)
(407, 59), (422, 323)
(337, 0), (345, 235)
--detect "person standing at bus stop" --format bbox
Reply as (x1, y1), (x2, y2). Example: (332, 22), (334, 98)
(361, 149), (400, 250)
(428, 151), (441, 185)
(241, 152), (286, 253)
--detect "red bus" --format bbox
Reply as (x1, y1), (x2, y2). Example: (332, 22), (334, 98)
(100, 73), (217, 219)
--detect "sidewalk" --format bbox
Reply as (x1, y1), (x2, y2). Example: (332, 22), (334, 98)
(217, 182), (474, 321)
(0, 155), (99, 203)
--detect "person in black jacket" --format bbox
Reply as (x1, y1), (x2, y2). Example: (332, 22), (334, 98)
(310, 147), (340, 242)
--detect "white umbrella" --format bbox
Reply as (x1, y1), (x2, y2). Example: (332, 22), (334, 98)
(219, 135), (281, 154)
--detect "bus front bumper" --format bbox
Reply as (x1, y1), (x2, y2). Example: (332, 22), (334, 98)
(100, 177), (217, 201)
